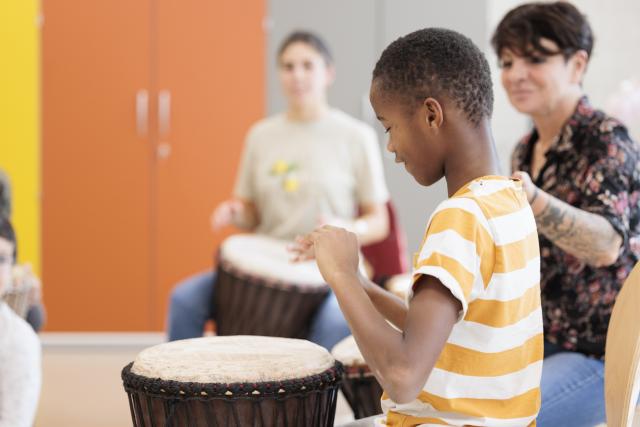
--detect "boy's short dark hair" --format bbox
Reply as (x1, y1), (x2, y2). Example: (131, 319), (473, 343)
(491, 1), (594, 61)
(0, 216), (16, 262)
(277, 30), (333, 66)
(372, 28), (493, 126)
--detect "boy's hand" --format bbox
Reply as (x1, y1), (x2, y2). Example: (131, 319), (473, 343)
(290, 226), (360, 286)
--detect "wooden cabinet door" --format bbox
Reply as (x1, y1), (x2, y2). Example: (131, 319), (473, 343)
(153, 0), (265, 329)
(42, 1), (153, 330)
(42, 1), (265, 331)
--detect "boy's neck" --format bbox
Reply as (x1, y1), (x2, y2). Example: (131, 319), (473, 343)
(443, 118), (501, 197)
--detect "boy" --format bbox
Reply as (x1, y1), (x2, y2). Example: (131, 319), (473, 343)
(293, 28), (542, 426)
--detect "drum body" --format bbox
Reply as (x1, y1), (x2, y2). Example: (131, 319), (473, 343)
(122, 336), (343, 427)
(331, 335), (383, 419)
(214, 235), (329, 338)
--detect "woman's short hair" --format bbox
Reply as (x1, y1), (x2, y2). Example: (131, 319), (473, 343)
(491, 1), (594, 61)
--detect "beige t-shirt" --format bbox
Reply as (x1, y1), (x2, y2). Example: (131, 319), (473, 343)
(234, 109), (389, 240)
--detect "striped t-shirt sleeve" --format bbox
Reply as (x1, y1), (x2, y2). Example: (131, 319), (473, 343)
(411, 198), (492, 319)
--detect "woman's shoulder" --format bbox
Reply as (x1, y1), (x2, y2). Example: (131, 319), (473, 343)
(246, 114), (287, 137)
(576, 102), (632, 140)
(577, 107), (639, 154)
(240, 115), (290, 151)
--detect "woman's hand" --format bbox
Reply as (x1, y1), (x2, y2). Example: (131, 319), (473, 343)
(290, 225), (360, 286)
(210, 200), (245, 230)
(512, 171), (539, 204)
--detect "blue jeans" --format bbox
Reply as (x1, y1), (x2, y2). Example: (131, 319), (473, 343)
(167, 270), (351, 350)
(538, 341), (605, 427)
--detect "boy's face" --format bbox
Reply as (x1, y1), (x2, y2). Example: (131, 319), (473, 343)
(0, 237), (14, 295)
(370, 81), (445, 186)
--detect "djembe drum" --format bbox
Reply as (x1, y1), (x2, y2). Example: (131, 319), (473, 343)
(331, 335), (383, 419)
(122, 336), (343, 426)
(214, 234), (330, 338)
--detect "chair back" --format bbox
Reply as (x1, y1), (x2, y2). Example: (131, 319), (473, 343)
(605, 261), (640, 427)
(361, 201), (409, 282)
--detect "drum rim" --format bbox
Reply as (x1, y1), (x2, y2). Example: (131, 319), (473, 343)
(121, 360), (344, 401)
(216, 254), (329, 293)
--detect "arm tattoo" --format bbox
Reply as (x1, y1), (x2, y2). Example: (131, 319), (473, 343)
(536, 194), (622, 266)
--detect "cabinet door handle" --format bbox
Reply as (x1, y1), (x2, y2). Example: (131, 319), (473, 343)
(136, 89), (149, 137)
(158, 90), (171, 139)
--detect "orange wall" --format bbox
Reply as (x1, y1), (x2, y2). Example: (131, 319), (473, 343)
(41, 0), (265, 331)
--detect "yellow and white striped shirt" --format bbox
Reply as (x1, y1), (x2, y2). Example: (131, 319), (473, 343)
(379, 176), (542, 427)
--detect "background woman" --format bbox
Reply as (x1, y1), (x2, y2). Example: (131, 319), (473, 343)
(493, 3), (640, 425)
(167, 30), (390, 350)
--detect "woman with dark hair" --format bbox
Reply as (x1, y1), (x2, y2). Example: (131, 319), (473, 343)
(0, 216), (41, 426)
(166, 30), (390, 349)
(493, 2), (640, 425)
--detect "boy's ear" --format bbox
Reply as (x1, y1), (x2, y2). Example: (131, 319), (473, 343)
(423, 97), (444, 129)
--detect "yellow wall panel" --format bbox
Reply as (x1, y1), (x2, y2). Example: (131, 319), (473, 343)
(0, 0), (41, 274)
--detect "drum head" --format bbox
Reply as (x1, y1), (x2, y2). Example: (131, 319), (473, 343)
(331, 335), (367, 367)
(384, 273), (413, 301)
(131, 336), (336, 383)
(219, 234), (326, 287)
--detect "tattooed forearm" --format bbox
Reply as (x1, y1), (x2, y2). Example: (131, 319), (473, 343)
(535, 192), (622, 267)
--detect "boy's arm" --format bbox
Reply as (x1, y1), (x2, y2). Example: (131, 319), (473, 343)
(359, 274), (408, 331)
(335, 272), (459, 403)
(294, 226), (460, 404)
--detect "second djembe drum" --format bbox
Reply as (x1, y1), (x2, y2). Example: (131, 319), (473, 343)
(214, 234), (330, 338)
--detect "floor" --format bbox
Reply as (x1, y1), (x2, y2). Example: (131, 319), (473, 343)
(34, 333), (356, 426)
(33, 333), (640, 426)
